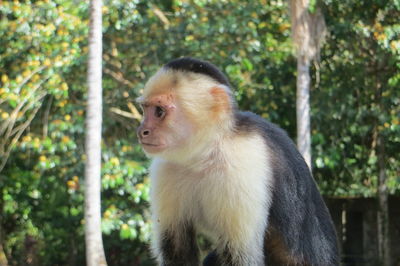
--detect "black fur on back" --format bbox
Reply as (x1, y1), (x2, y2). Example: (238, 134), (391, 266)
(235, 111), (339, 265)
(164, 57), (231, 88)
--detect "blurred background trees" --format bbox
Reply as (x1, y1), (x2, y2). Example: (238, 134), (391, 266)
(0, 0), (398, 265)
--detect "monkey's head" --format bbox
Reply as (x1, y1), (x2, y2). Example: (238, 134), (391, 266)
(137, 58), (236, 159)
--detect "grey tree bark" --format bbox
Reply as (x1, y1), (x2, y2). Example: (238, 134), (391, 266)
(296, 56), (311, 169)
(377, 135), (391, 266)
(376, 109), (391, 266)
(84, 0), (107, 265)
(290, 0), (326, 170)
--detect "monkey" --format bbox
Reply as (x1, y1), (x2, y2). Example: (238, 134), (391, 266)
(136, 57), (339, 266)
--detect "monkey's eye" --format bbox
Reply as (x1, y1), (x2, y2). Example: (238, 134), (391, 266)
(154, 106), (165, 118)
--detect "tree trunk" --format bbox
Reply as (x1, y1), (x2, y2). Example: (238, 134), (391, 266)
(84, 0), (107, 265)
(0, 189), (8, 266)
(290, 0), (326, 170)
(377, 134), (391, 266)
(0, 238), (7, 266)
(296, 56), (312, 169)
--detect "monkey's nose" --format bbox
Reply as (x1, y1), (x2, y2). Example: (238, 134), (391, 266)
(140, 129), (151, 138)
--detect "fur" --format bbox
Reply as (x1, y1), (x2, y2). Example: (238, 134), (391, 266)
(150, 132), (273, 265)
(138, 58), (339, 266)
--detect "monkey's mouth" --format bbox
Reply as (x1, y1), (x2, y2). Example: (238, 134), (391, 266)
(140, 142), (161, 147)
(140, 142), (166, 153)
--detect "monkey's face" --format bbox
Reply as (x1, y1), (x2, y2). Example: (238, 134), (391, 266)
(137, 93), (195, 156)
(137, 67), (234, 159)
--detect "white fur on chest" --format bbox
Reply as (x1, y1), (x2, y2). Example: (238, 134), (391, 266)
(150, 133), (273, 263)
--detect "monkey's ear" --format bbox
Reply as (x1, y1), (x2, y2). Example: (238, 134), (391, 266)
(209, 86), (231, 116)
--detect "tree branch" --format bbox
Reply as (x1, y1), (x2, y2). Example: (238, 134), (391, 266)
(103, 67), (135, 88)
(0, 93), (46, 173)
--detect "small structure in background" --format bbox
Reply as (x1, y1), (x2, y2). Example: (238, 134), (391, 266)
(327, 196), (400, 266)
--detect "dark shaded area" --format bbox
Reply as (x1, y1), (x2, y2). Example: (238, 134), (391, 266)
(326, 196), (400, 266)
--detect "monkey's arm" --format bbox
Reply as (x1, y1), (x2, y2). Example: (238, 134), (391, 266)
(158, 223), (199, 266)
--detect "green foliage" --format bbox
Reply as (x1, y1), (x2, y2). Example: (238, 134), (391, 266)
(0, 0), (399, 264)
(312, 0), (400, 196)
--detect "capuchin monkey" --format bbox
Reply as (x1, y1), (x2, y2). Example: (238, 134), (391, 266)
(137, 57), (339, 266)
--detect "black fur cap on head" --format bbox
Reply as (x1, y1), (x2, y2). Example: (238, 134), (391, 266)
(164, 57), (231, 88)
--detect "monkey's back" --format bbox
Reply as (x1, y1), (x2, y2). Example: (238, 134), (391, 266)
(234, 111), (339, 266)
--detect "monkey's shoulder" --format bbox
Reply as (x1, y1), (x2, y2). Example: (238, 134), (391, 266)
(234, 111), (288, 137)
(234, 111), (308, 169)
(234, 111), (295, 148)
(224, 132), (270, 171)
